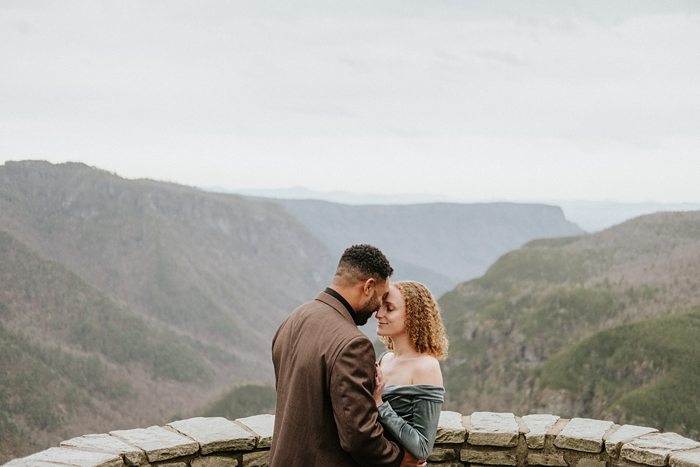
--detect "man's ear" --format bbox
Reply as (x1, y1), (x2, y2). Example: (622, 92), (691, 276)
(363, 278), (376, 295)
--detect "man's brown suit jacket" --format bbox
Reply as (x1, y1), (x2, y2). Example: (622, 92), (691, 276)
(270, 291), (403, 467)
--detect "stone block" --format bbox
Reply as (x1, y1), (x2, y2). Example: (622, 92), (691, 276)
(527, 451), (568, 466)
(670, 449), (700, 467)
(428, 446), (458, 462)
(522, 414), (560, 449)
(110, 425), (198, 462)
(604, 424), (658, 458)
(236, 414), (274, 449)
(461, 448), (517, 465)
(468, 412), (519, 447)
(3, 461), (62, 467)
(574, 459), (606, 467)
(610, 459), (649, 467)
(168, 416), (257, 454)
(191, 454), (239, 467)
(464, 414), (472, 431)
(554, 418), (614, 453)
(436, 411), (467, 444)
(428, 463), (463, 467)
(3, 447), (123, 467)
(621, 433), (700, 466)
(241, 450), (269, 467)
(61, 433), (147, 466)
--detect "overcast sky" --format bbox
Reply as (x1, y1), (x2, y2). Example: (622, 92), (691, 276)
(1, 1), (699, 203)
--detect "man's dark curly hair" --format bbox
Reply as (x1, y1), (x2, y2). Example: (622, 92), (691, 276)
(335, 244), (393, 283)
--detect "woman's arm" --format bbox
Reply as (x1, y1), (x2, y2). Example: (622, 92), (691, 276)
(376, 358), (444, 460)
(377, 397), (442, 460)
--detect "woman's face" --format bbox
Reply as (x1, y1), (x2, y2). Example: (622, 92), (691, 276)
(376, 284), (407, 338)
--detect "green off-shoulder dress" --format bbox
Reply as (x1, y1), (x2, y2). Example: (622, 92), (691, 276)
(376, 354), (445, 460)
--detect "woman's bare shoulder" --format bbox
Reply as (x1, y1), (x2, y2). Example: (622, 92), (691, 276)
(411, 354), (443, 385)
(379, 351), (395, 363)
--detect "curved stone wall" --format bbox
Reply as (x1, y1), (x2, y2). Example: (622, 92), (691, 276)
(5, 411), (700, 467)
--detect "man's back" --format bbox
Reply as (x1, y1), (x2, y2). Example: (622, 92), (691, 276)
(270, 291), (402, 467)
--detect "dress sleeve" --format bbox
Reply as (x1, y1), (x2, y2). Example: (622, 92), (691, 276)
(377, 397), (442, 460)
(329, 336), (404, 467)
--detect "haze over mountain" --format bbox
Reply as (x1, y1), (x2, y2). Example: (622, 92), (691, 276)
(555, 201), (700, 233)
(222, 186), (700, 233)
(269, 198), (582, 296)
(0, 160), (583, 461)
(439, 210), (700, 437)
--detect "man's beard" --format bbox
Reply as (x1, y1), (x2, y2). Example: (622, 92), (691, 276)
(354, 291), (381, 326)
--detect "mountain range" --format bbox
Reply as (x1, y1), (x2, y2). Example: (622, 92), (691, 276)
(439, 211), (700, 437)
(0, 160), (580, 461)
(221, 186), (700, 233)
(269, 198), (582, 296)
(0, 160), (335, 460)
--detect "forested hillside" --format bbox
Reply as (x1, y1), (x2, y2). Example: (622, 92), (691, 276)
(0, 161), (333, 461)
(440, 211), (700, 437)
(0, 160), (606, 462)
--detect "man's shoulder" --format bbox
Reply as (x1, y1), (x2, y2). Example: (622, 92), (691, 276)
(288, 296), (337, 321)
(285, 297), (362, 336)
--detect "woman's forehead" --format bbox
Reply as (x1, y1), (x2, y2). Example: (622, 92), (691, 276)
(386, 285), (403, 304)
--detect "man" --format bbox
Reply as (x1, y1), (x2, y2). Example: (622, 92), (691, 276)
(270, 244), (424, 467)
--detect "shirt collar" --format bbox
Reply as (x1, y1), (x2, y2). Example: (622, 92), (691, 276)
(324, 287), (358, 323)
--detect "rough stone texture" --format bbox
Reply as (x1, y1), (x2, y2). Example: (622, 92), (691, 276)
(516, 416), (530, 435)
(554, 418), (614, 453)
(3, 461), (63, 467)
(670, 449), (700, 467)
(168, 417), (256, 454)
(610, 458), (652, 467)
(463, 415), (472, 431)
(621, 433), (700, 466)
(241, 450), (269, 467)
(428, 446), (459, 462)
(3, 447), (124, 467)
(574, 458), (606, 467)
(436, 411), (467, 444)
(9, 412), (700, 467)
(468, 412), (519, 447)
(527, 451), (568, 466)
(191, 455), (239, 467)
(60, 433), (146, 466)
(605, 425), (658, 458)
(461, 448), (517, 465)
(109, 425), (198, 462)
(551, 418), (570, 438)
(236, 415), (274, 449)
(522, 415), (560, 449)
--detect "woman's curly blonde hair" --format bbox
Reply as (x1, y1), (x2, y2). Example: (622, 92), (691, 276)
(380, 280), (448, 360)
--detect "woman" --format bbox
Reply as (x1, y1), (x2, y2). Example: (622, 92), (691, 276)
(373, 280), (448, 463)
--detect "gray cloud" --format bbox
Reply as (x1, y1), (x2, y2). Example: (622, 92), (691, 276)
(1, 1), (698, 201)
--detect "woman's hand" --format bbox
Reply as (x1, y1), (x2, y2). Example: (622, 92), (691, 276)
(373, 363), (385, 406)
